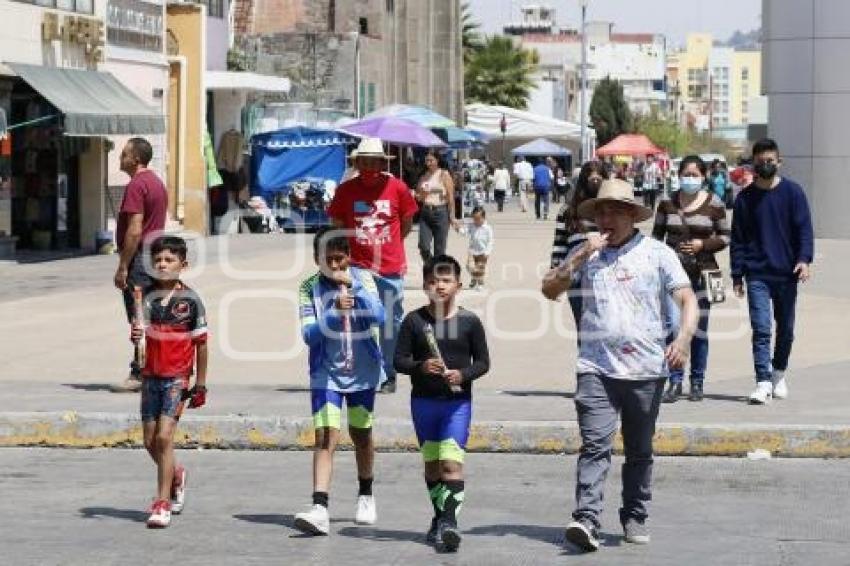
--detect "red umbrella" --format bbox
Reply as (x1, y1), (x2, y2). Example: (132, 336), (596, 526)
(595, 134), (664, 157)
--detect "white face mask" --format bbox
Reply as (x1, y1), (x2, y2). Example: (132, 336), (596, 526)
(679, 177), (703, 194)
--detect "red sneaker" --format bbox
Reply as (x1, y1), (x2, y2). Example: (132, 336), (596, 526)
(147, 499), (171, 528)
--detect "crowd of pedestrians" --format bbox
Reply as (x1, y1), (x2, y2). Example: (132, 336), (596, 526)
(116, 136), (813, 554)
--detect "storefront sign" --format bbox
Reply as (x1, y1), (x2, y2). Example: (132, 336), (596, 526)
(42, 12), (105, 63)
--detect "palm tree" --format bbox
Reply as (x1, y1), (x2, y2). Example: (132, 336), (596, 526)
(461, 2), (483, 65)
(465, 36), (539, 109)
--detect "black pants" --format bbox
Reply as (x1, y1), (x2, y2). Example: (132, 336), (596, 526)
(534, 192), (550, 219)
(121, 253), (153, 376)
(494, 190), (506, 212)
(418, 205), (450, 262)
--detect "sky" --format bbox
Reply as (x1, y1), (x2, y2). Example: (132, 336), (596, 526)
(466, 0), (762, 49)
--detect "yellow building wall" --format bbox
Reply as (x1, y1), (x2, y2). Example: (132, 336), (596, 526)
(166, 5), (207, 236)
(681, 33), (712, 105)
(731, 51), (762, 125)
(78, 138), (105, 250)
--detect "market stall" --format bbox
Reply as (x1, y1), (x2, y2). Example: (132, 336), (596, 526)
(249, 127), (355, 232)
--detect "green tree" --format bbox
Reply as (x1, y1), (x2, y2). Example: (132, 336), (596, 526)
(633, 111), (689, 156)
(461, 2), (483, 65)
(589, 77), (632, 146)
(465, 36), (539, 109)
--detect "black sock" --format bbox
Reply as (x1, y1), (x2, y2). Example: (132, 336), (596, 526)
(358, 477), (373, 496)
(426, 479), (442, 518)
(442, 480), (464, 524)
(312, 491), (329, 508)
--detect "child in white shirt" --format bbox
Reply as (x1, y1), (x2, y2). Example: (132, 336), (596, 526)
(464, 206), (494, 291)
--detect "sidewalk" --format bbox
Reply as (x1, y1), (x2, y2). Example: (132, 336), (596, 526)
(1, 204), (847, 456)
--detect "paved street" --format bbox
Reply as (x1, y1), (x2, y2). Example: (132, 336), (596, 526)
(1, 449), (848, 566)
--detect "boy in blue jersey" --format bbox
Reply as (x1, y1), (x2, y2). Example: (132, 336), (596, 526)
(293, 227), (386, 535)
(394, 254), (490, 552)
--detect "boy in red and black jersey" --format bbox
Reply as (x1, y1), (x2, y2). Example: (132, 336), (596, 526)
(131, 235), (208, 529)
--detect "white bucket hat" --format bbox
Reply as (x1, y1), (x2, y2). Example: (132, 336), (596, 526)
(577, 178), (653, 222)
(353, 137), (396, 159)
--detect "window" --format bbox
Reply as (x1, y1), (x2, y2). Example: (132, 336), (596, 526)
(10, 0), (93, 13)
(328, 0), (335, 31)
(742, 101), (749, 113)
(741, 67), (749, 81)
(742, 84), (749, 98)
(367, 82), (376, 113)
(194, 0), (224, 18)
(107, 0), (163, 52)
(359, 16), (369, 35)
(386, 0), (394, 13)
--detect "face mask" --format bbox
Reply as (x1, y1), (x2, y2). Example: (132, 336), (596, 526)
(359, 169), (381, 182)
(679, 177), (703, 194)
(754, 162), (777, 180)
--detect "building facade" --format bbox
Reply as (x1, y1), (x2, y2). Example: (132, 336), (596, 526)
(763, 0), (850, 238)
(230, 0), (464, 124)
(506, 7), (667, 123)
(669, 33), (762, 133)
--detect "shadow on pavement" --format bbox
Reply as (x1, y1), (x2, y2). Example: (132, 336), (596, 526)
(63, 384), (117, 392)
(336, 526), (430, 546)
(698, 393), (749, 403)
(79, 507), (147, 523)
(499, 390), (573, 399)
(466, 523), (622, 552)
(233, 513), (294, 527)
(274, 386), (312, 393)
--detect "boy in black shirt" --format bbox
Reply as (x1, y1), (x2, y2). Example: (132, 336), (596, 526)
(394, 254), (490, 552)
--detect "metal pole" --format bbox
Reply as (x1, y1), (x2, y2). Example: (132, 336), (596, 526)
(579, 0), (588, 164)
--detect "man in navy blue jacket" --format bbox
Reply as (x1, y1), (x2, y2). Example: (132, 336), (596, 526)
(731, 138), (814, 405)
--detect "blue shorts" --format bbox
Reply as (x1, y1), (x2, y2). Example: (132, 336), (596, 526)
(140, 377), (186, 422)
(311, 389), (376, 430)
(411, 397), (472, 463)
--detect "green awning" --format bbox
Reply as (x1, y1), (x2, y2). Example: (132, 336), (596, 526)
(6, 63), (164, 135)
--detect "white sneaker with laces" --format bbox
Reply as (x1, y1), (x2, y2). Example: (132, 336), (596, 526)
(294, 504), (330, 535)
(748, 381), (773, 405)
(772, 370), (788, 399)
(355, 495), (377, 525)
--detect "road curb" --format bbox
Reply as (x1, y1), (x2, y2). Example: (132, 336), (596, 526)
(1, 412), (849, 457)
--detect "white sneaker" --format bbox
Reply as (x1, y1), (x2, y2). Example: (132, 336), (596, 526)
(772, 370), (788, 399)
(294, 504), (330, 535)
(146, 499), (171, 528)
(171, 466), (187, 514)
(355, 495), (377, 525)
(748, 381), (773, 405)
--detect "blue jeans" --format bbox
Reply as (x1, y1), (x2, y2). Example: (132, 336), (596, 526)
(746, 278), (798, 383)
(667, 282), (711, 385)
(373, 273), (405, 382)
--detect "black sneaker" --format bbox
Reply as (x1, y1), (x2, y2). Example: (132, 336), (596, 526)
(661, 382), (682, 403)
(689, 383), (704, 402)
(622, 517), (650, 544)
(438, 518), (461, 552)
(425, 517), (439, 543)
(379, 379), (397, 394)
(565, 519), (599, 552)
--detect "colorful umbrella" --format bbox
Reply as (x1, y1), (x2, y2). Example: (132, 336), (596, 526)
(365, 104), (456, 128)
(340, 117), (447, 147)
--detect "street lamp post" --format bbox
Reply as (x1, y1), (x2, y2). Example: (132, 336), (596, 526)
(579, 0), (588, 164)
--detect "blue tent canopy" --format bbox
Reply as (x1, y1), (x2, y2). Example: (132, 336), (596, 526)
(511, 137), (572, 157)
(250, 127), (356, 201)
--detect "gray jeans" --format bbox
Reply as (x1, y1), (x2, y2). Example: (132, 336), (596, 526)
(418, 204), (449, 262)
(572, 373), (665, 528)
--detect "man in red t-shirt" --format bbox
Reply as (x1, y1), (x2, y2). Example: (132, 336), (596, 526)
(327, 138), (418, 393)
(113, 137), (168, 392)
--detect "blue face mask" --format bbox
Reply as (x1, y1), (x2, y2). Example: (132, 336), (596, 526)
(679, 177), (703, 194)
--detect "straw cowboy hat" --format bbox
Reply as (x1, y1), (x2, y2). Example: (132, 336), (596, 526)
(577, 178), (653, 222)
(353, 137), (396, 159)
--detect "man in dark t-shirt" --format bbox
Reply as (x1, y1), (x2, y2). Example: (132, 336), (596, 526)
(113, 137), (168, 392)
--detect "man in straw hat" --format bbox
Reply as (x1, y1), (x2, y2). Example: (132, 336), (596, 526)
(542, 178), (698, 552)
(328, 138), (419, 396)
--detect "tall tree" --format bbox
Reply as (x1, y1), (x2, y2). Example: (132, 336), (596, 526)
(465, 36), (539, 109)
(589, 77), (633, 146)
(461, 2), (483, 65)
